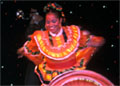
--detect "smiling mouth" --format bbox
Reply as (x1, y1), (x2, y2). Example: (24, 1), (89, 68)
(50, 28), (55, 30)
(49, 26), (56, 29)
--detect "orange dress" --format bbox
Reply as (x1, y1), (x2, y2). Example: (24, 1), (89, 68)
(24, 25), (104, 81)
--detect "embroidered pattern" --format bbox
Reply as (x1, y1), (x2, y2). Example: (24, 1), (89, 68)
(34, 25), (80, 60)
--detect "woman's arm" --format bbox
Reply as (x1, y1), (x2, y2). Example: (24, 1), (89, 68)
(19, 40), (43, 65)
(77, 30), (105, 67)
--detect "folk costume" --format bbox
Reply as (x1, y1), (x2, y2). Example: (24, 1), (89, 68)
(24, 25), (103, 82)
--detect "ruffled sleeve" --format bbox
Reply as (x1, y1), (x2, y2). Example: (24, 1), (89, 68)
(23, 30), (44, 65)
(24, 30), (41, 55)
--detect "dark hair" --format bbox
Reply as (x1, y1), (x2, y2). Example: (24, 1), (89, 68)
(46, 7), (62, 19)
(43, 2), (66, 25)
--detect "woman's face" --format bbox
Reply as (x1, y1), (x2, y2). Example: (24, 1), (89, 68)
(45, 12), (62, 34)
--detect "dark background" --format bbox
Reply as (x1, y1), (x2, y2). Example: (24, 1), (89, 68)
(1, 1), (119, 85)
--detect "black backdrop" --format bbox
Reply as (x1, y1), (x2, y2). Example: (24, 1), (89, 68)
(1, 1), (119, 85)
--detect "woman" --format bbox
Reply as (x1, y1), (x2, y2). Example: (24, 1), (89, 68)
(22, 2), (105, 85)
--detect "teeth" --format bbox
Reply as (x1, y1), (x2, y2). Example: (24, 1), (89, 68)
(50, 28), (54, 30)
(49, 26), (55, 29)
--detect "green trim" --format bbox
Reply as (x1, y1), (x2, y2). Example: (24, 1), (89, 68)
(77, 35), (90, 50)
(25, 45), (40, 55)
(79, 59), (84, 67)
(42, 59), (84, 79)
(46, 70), (52, 74)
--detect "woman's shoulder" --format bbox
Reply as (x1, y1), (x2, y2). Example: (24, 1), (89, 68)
(63, 25), (81, 31)
(63, 25), (81, 32)
(33, 30), (42, 35)
(63, 25), (80, 28)
(29, 30), (48, 40)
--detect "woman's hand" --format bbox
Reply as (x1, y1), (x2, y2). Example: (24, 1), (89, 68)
(87, 35), (105, 47)
(17, 47), (24, 59)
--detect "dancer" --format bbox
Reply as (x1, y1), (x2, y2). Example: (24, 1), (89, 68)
(22, 2), (104, 85)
